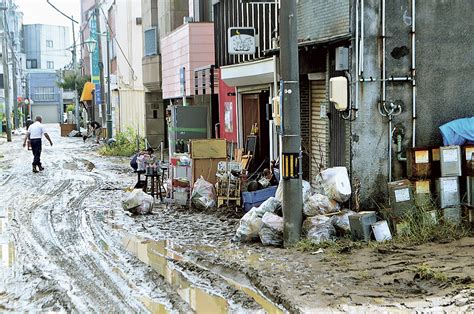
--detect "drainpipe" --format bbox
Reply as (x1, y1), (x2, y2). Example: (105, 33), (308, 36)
(354, 0), (359, 118)
(359, 0), (364, 76)
(411, 0), (416, 147)
(381, 0), (392, 182)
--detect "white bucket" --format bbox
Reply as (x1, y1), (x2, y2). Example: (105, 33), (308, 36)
(371, 220), (392, 242)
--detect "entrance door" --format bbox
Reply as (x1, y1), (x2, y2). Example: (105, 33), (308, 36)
(242, 92), (270, 171)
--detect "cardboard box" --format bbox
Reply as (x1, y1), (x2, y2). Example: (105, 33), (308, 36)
(60, 123), (76, 137)
(192, 158), (226, 186)
(190, 139), (227, 159)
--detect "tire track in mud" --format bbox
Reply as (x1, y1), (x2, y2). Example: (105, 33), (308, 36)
(17, 175), (139, 312)
(31, 174), (146, 312)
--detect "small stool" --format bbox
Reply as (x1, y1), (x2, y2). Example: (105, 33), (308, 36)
(144, 173), (164, 201)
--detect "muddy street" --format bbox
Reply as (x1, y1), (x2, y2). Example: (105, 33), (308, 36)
(0, 126), (277, 312)
(1, 125), (473, 313)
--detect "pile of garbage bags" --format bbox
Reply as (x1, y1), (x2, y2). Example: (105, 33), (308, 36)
(233, 167), (354, 246)
(122, 189), (154, 215)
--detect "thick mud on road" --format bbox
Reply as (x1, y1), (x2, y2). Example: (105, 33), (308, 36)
(0, 126), (278, 312)
(1, 125), (473, 313)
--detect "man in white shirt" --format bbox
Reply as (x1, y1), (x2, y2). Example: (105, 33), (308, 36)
(23, 116), (53, 173)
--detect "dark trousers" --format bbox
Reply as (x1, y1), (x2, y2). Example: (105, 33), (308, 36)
(30, 138), (42, 167)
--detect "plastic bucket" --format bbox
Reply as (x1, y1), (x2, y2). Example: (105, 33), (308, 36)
(371, 220), (392, 242)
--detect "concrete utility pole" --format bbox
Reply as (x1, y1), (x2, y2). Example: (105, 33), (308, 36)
(1, 2), (11, 141)
(95, 5), (106, 130)
(280, 0), (303, 247)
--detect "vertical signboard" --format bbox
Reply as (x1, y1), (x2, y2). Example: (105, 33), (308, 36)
(89, 13), (100, 83)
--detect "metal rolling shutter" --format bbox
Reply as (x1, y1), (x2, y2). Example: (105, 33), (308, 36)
(310, 79), (329, 186)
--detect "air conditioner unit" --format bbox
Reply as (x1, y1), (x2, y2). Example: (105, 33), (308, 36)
(183, 16), (194, 24)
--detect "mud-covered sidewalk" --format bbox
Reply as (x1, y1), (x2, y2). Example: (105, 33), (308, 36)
(1, 125), (473, 312)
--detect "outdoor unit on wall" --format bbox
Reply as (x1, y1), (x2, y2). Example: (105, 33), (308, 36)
(329, 76), (348, 111)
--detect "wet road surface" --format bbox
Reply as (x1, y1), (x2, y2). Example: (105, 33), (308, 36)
(0, 125), (281, 312)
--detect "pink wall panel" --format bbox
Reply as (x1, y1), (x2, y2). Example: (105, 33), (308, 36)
(161, 23), (215, 99)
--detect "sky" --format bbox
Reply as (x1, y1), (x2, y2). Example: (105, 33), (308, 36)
(16, 0), (81, 28)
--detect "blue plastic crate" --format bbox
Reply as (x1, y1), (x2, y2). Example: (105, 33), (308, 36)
(242, 185), (278, 212)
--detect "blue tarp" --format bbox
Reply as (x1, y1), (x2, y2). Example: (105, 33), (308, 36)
(439, 117), (474, 146)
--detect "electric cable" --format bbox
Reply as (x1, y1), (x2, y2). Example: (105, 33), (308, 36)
(99, 5), (137, 81)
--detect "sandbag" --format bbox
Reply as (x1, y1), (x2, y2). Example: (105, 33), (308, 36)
(259, 212), (284, 246)
(234, 208), (263, 242)
(303, 193), (340, 216)
(191, 176), (216, 210)
(320, 167), (351, 203)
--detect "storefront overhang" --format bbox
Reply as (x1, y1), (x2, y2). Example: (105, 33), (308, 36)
(220, 56), (276, 87)
(80, 82), (95, 102)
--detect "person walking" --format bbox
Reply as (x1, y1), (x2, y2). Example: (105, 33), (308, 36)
(23, 116), (53, 173)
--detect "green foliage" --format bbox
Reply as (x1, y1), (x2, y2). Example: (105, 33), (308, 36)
(98, 128), (145, 157)
(414, 263), (448, 282)
(391, 201), (469, 246)
(66, 104), (75, 112)
(57, 73), (91, 97)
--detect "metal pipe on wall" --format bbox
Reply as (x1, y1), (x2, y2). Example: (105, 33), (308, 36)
(359, 0), (364, 75)
(411, 0), (416, 147)
(354, 0), (360, 117)
(381, 0), (392, 182)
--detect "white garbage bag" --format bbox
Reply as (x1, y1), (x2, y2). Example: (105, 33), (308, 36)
(234, 208), (263, 242)
(303, 193), (340, 216)
(191, 176), (216, 210)
(122, 189), (154, 215)
(320, 167), (351, 203)
(259, 212), (284, 246)
(255, 197), (280, 217)
(302, 215), (336, 244)
(330, 210), (356, 234)
(275, 180), (312, 203)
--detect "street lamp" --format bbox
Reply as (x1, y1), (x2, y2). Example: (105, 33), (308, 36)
(86, 31), (112, 140)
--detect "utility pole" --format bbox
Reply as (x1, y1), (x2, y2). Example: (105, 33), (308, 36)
(1, 2), (11, 141)
(280, 0), (303, 247)
(95, 5), (106, 130)
(11, 44), (18, 129)
(105, 31), (112, 139)
(71, 16), (80, 131)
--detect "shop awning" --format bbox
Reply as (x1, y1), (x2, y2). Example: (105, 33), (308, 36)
(80, 82), (95, 102)
(220, 56), (276, 87)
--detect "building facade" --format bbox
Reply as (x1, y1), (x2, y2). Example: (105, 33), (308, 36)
(27, 70), (62, 123)
(23, 24), (71, 70)
(80, 0), (146, 138)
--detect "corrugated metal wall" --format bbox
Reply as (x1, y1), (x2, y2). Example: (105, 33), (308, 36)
(310, 79), (329, 186)
(117, 89), (146, 137)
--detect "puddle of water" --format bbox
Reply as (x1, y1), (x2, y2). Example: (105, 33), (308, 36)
(0, 214), (15, 268)
(140, 296), (169, 314)
(124, 236), (229, 313)
(63, 162), (79, 170)
(123, 236), (284, 313)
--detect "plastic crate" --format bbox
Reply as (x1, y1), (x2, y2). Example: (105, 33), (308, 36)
(242, 185), (278, 212)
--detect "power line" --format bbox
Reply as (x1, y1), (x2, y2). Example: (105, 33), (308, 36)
(46, 0), (79, 24)
(99, 5), (137, 81)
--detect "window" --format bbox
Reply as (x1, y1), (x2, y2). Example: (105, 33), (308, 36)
(47, 61), (54, 69)
(144, 27), (158, 56)
(33, 87), (55, 101)
(46, 40), (53, 48)
(26, 59), (37, 69)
